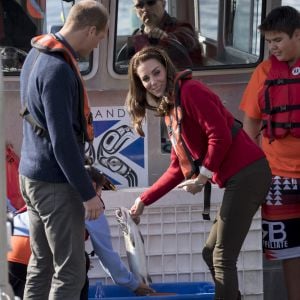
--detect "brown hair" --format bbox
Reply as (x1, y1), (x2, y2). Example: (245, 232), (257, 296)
(65, 0), (108, 33)
(125, 46), (177, 136)
(85, 165), (106, 190)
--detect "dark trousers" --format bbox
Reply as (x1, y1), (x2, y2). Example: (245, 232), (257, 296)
(80, 252), (90, 300)
(202, 158), (271, 299)
(8, 261), (27, 298)
(9, 256), (90, 300)
(19, 175), (86, 300)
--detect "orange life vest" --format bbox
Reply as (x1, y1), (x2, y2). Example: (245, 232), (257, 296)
(165, 69), (242, 179)
(165, 69), (213, 220)
(164, 69), (197, 179)
(259, 55), (300, 143)
(24, 34), (94, 143)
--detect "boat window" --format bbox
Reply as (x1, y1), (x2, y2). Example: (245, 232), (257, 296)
(114, 0), (265, 75)
(0, 0), (91, 76)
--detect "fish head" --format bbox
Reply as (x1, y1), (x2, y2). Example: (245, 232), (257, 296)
(115, 206), (133, 235)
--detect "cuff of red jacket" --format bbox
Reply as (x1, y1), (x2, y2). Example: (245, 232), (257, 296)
(199, 166), (213, 179)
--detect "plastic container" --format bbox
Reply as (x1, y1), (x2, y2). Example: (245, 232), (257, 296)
(88, 281), (215, 299)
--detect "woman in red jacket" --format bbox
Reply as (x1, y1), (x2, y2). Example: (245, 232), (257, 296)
(125, 46), (271, 300)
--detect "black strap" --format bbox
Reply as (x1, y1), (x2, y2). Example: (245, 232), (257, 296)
(262, 104), (300, 114)
(202, 182), (211, 221)
(20, 104), (84, 142)
(262, 120), (300, 129)
(231, 119), (243, 137)
(19, 51), (49, 138)
(174, 69), (193, 108)
(264, 78), (300, 115)
(20, 106), (48, 138)
(265, 78), (300, 86)
(20, 49), (85, 143)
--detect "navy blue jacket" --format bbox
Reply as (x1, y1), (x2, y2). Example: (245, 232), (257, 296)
(19, 44), (95, 201)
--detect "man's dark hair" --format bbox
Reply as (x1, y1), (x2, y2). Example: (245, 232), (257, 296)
(259, 6), (300, 37)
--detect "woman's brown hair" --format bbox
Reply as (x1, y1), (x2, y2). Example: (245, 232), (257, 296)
(125, 46), (177, 136)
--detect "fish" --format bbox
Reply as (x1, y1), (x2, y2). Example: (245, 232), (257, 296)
(115, 207), (152, 285)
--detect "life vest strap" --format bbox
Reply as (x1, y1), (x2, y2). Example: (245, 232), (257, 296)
(20, 105), (48, 138)
(263, 75), (300, 142)
(20, 105), (85, 142)
(262, 104), (300, 114)
(172, 70), (243, 221)
(262, 120), (300, 129)
(265, 78), (300, 86)
(231, 119), (243, 137)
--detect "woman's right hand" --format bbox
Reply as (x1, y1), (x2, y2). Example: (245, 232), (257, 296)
(130, 197), (145, 224)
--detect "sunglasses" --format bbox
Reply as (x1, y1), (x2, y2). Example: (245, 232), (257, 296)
(134, 0), (157, 9)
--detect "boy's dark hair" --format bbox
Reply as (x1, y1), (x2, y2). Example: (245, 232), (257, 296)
(259, 6), (300, 37)
(85, 165), (116, 191)
(85, 165), (105, 189)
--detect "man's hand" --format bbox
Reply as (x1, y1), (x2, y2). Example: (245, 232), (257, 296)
(147, 27), (168, 39)
(83, 195), (104, 220)
(130, 197), (144, 224)
(177, 175), (208, 195)
(142, 13), (167, 40)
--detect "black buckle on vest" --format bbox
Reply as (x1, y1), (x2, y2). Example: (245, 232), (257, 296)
(279, 105), (287, 112)
(276, 79), (285, 85)
(283, 123), (293, 129)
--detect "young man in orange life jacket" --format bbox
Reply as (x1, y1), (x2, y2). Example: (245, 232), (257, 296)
(19, 1), (108, 299)
(240, 6), (300, 300)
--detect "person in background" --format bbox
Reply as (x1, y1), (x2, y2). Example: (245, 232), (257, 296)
(240, 6), (300, 300)
(19, 1), (108, 299)
(7, 208), (30, 299)
(7, 166), (153, 299)
(84, 165), (154, 296)
(117, 0), (203, 69)
(7, 208), (91, 300)
(0, 0), (38, 70)
(125, 46), (271, 299)
(0, 0), (37, 52)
